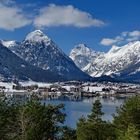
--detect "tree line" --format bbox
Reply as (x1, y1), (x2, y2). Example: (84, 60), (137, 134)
(0, 95), (140, 140)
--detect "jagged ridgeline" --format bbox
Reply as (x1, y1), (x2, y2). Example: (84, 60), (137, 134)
(0, 30), (91, 82)
(70, 42), (140, 83)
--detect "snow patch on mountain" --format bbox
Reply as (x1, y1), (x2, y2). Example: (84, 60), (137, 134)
(25, 30), (51, 43)
(70, 41), (140, 78)
(70, 43), (104, 70)
(6, 30), (90, 81)
(0, 40), (17, 48)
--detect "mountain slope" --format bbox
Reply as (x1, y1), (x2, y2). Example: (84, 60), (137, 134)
(70, 44), (104, 71)
(0, 42), (63, 82)
(7, 30), (91, 81)
(70, 41), (140, 80)
(113, 61), (140, 83)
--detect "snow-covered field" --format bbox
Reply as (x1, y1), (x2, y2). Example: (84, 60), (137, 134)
(19, 81), (52, 87)
(83, 86), (103, 92)
(0, 81), (52, 92)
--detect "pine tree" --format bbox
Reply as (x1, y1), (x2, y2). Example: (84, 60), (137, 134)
(61, 126), (77, 140)
(0, 98), (66, 140)
(88, 99), (104, 123)
(117, 123), (139, 140)
(77, 117), (90, 140)
(18, 101), (66, 140)
(0, 97), (20, 140)
(113, 96), (140, 138)
(77, 100), (115, 140)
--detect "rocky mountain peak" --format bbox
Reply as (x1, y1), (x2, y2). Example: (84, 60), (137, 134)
(70, 43), (103, 70)
(71, 44), (93, 54)
(25, 30), (50, 43)
(70, 41), (140, 81)
(5, 31), (91, 81)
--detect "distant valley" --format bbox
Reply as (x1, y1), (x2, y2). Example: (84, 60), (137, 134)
(1, 30), (140, 83)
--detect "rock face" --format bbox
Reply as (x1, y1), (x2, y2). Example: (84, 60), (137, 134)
(70, 41), (140, 82)
(5, 30), (91, 81)
(0, 42), (63, 82)
(70, 44), (104, 71)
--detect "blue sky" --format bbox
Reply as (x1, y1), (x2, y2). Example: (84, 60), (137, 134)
(0, 0), (140, 54)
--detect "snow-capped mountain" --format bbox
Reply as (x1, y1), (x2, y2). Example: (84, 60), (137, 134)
(70, 44), (104, 71)
(0, 42), (63, 82)
(70, 41), (140, 82)
(7, 30), (91, 81)
(3, 29), (140, 83)
(0, 40), (17, 48)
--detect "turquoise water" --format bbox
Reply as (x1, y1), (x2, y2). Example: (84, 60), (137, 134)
(42, 97), (124, 128)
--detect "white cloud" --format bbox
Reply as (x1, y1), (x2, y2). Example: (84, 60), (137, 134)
(100, 30), (140, 46)
(129, 30), (140, 37)
(100, 35), (123, 46)
(34, 4), (105, 28)
(0, 3), (31, 31)
(100, 38), (118, 46)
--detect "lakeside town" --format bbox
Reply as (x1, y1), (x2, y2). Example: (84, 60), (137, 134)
(0, 81), (140, 101)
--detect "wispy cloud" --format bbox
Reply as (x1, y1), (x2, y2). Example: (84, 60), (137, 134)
(100, 38), (118, 46)
(0, 2), (105, 30)
(34, 4), (105, 28)
(129, 30), (140, 37)
(100, 30), (140, 46)
(0, 1), (31, 31)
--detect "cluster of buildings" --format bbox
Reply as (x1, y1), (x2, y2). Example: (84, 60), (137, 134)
(0, 81), (140, 101)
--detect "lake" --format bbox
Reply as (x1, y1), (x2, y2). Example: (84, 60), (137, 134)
(42, 97), (124, 128)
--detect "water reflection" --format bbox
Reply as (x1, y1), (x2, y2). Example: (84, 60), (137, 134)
(42, 97), (124, 128)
